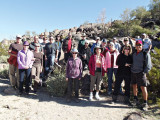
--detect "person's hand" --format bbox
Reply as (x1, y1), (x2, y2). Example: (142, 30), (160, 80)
(25, 66), (29, 69)
(66, 78), (68, 81)
(32, 58), (36, 61)
(125, 63), (131, 67)
(54, 58), (57, 62)
(79, 78), (81, 80)
(45, 56), (47, 60)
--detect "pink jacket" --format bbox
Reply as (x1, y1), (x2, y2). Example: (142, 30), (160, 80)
(105, 50), (119, 68)
(88, 54), (106, 76)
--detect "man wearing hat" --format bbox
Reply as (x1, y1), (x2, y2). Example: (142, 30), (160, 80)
(17, 41), (35, 95)
(91, 37), (101, 54)
(113, 37), (121, 52)
(8, 35), (23, 89)
(66, 48), (82, 103)
(141, 33), (152, 52)
(78, 33), (86, 53)
(79, 40), (91, 70)
(101, 38), (109, 57)
(44, 36), (58, 77)
(55, 34), (62, 63)
(131, 40), (152, 111)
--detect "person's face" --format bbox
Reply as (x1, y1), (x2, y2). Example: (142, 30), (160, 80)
(96, 39), (100, 43)
(49, 38), (53, 43)
(113, 39), (116, 43)
(85, 42), (89, 47)
(136, 44), (142, 52)
(96, 48), (101, 54)
(142, 35), (145, 39)
(57, 36), (60, 40)
(124, 40), (129, 45)
(35, 46), (40, 51)
(16, 37), (21, 43)
(34, 37), (39, 43)
(72, 52), (77, 57)
(102, 42), (106, 47)
(82, 36), (85, 39)
(23, 45), (29, 50)
(109, 44), (114, 50)
(124, 47), (130, 54)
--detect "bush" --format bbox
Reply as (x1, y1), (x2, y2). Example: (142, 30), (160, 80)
(0, 43), (9, 56)
(0, 56), (9, 63)
(46, 67), (67, 97)
(0, 67), (9, 79)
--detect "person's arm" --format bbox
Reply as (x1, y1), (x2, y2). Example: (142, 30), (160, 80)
(78, 59), (83, 80)
(66, 59), (70, 81)
(144, 53), (152, 73)
(8, 44), (17, 57)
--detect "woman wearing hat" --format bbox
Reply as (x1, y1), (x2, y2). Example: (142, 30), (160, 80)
(66, 48), (82, 103)
(32, 43), (43, 92)
(17, 41), (35, 95)
(105, 42), (120, 95)
(88, 45), (106, 101)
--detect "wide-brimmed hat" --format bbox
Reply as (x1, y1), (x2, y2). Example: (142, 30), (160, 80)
(96, 37), (100, 40)
(71, 48), (79, 53)
(94, 45), (103, 53)
(16, 34), (22, 38)
(85, 40), (89, 44)
(23, 41), (29, 46)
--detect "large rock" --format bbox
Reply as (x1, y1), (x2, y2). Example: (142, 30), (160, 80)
(124, 112), (143, 120)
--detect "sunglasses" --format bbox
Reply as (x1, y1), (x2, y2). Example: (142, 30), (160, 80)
(124, 48), (130, 50)
(85, 43), (88, 44)
(136, 44), (142, 46)
(72, 53), (77, 54)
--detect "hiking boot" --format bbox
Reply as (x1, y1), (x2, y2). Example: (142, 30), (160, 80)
(132, 99), (140, 107)
(112, 95), (117, 102)
(142, 103), (149, 111)
(95, 94), (101, 100)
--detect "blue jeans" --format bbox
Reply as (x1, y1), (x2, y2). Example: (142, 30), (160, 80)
(45, 55), (55, 75)
(107, 68), (117, 93)
(19, 68), (32, 93)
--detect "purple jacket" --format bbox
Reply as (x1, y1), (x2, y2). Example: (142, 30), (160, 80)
(66, 57), (82, 79)
(17, 50), (34, 69)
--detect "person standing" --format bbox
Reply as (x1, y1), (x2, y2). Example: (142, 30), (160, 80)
(105, 42), (120, 95)
(8, 35), (23, 89)
(79, 40), (91, 70)
(113, 37), (121, 52)
(88, 45), (106, 101)
(17, 41), (34, 95)
(131, 40), (152, 111)
(112, 45), (132, 104)
(55, 34), (62, 63)
(32, 43), (43, 92)
(44, 36), (58, 77)
(62, 33), (75, 63)
(91, 37), (101, 54)
(29, 36), (43, 52)
(66, 48), (82, 103)
(78, 33), (86, 53)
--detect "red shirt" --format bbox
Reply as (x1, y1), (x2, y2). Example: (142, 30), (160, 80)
(67, 39), (72, 52)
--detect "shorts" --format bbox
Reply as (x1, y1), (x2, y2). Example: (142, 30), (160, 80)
(131, 72), (149, 87)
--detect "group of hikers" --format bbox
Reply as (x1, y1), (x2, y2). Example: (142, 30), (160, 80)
(8, 32), (152, 111)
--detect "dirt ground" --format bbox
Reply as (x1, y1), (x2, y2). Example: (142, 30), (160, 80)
(0, 78), (159, 120)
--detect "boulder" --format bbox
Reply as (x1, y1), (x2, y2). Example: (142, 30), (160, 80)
(124, 112), (143, 120)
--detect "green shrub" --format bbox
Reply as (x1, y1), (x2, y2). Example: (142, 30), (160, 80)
(0, 43), (9, 56)
(0, 56), (9, 63)
(46, 67), (67, 97)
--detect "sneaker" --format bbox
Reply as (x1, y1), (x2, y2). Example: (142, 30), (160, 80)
(142, 103), (149, 111)
(89, 95), (93, 101)
(132, 99), (140, 107)
(95, 94), (101, 100)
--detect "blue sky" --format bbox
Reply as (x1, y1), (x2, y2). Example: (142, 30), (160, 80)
(0, 0), (151, 41)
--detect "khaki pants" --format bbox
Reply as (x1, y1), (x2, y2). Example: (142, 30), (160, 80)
(9, 64), (19, 88)
(32, 64), (41, 83)
(90, 72), (102, 91)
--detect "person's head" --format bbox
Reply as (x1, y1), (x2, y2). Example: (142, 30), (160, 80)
(136, 40), (143, 52)
(122, 45), (132, 55)
(68, 33), (72, 39)
(34, 43), (40, 52)
(85, 40), (89, 47)
(56, 34), (60, 41)
(71, 48), (78, 58)
(96, 37), (100, 43)
(49, 36), (54, 43)
(81, 33), (86, 40)
(123, 37), (129, 45)
(23, 41), (29, 51)
(34, 36), (39, 43)
(101, 39), (107, 48)
(113, 37), (117, 43)
(16, 34), (22, 43)
(94, 45), (102, 55)
(109, 42), (115, 50)
(43, 37), (47, 43)
(141, 33), (147, 39)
